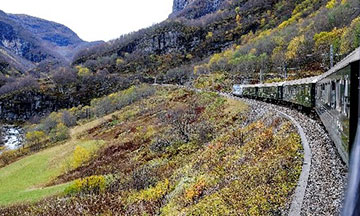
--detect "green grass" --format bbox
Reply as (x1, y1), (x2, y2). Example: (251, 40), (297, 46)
(0, 139), (102, 206)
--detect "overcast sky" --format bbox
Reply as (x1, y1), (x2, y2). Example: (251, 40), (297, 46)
(1, 0), (173, 42)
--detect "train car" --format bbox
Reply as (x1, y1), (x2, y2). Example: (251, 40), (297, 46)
(282, 76), (318, 108)
(257, 82), (284, 101)
(240, 84), (258, 98)
(315, 48), (360, 164)
(232, 84), (242, 96)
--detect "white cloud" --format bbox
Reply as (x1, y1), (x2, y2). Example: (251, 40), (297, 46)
(1, 0), (173, 42)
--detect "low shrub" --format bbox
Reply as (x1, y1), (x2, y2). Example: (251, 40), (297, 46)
(70, 146), (91, 170)
(127, 179), (170, 203)
(49, 123), (69, 142)
(64, 175), (106, 195)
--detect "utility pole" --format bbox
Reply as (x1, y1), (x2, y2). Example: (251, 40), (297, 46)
(260, 68), (263, 83)
(330, 44), (334, 68)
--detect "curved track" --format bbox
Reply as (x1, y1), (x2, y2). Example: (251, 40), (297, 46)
(160, 84), (348, 215)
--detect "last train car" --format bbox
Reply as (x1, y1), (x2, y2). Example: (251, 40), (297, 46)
(315, 48), (360, 164)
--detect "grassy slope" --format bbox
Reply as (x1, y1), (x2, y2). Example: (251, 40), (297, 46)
(0, 86), (303, 215)
(0, 135), (103, 205)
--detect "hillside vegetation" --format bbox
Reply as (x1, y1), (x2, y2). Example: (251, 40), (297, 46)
(0, 0), (359, 123)
(195, 0), (360, 85)
(72, 0), (360, 88)
(0, 85), (303, 215)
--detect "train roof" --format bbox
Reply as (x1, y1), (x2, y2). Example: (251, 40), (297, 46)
(237, 76), (318, 88)
(236, 83), (282, 88)
(282, 76), (319, 86)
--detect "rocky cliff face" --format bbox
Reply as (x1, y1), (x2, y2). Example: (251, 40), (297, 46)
(171, 0), (226, 19)
(0, 75), (135, 122)
(173, 0), (192, 13)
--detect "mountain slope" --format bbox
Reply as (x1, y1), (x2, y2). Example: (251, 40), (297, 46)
(72, 0), (360, 87)
(73, 0), (296, 78)
(0, 10), (102, 75)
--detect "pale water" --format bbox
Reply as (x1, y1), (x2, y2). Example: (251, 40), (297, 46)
(0, 125), (24, 151)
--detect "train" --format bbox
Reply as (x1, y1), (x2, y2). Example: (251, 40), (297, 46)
(233, 47), (360, 215)
(233, 48), (360, 164)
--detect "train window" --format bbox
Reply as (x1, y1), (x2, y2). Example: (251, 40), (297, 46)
(326, 83), (331, 106)
(344, 75), (350, 117)
(339, 79), (345, 114)
(336, 80), (341, 112)
(331, 81), (336, 109)
(344, 77), (349, 97)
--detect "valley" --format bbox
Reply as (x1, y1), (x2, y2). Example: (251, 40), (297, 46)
(0, 0), (358, 215)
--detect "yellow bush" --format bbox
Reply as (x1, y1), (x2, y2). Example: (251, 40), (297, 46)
(116, 58), (125, 65)
(278, 12), (301, 29)
(286, 35), (306, 60)
(64, 175), (106, 195)
(186, 54), (193, 60)
(314, 28), (344, 50)
(50, 123), (69, 142)
(206, 32), (213, 40)
(128, 179), (170, 203)
(71, 146), (91, 169)
(340, 17), (360, 54)
(76, 66), (91, 77)
(326, 0), (337, 9)
(185, 178), (206, 202)
(26, 131), (46, 144)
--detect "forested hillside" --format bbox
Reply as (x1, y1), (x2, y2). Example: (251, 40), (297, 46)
(72, 0), (308, 79)
(72, 0), (360, 87)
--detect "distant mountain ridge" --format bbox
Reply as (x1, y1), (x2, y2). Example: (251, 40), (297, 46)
(0, 10), (103, 75)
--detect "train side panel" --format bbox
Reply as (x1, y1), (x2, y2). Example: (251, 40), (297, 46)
(315, 64), (352, 163)
(283, 83), (315, 108)
(258, 86), (278, 100)
(243, 87), (258, 98)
